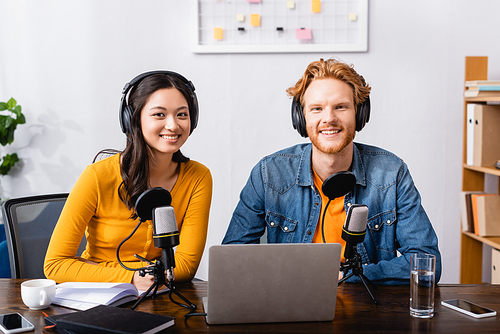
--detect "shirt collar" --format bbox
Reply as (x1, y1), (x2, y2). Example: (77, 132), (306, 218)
(299, 143), (367, 187)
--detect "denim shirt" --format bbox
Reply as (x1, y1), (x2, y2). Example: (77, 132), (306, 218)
(223, 143), (442, 285)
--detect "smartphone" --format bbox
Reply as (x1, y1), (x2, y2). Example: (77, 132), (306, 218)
(441, 299), (497, 319)
(0, 313), (34, 334)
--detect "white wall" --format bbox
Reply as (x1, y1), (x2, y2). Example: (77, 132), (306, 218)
(1, 0), (500, 283)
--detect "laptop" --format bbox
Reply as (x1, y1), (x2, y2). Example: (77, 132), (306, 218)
(203, 243), (341, 325)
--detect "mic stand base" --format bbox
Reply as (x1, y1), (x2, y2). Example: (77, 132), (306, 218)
(131, 261), (166, 310)
(338, 251), (379, 305)
(168, 280), (197, 311)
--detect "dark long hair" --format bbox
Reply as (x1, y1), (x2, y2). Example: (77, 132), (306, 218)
(95, 73), (197, 219)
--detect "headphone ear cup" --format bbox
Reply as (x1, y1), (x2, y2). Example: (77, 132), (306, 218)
(189, 92), (199, 134)
(121, 105), (134, 136)
(291, 98), (308, 138)
(355, 97), (371, 132)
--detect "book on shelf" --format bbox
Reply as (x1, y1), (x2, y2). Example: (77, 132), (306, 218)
(466, 86), (500, 91)
(466, 80), (500, 93)
(470, 193), (500, 237)
(464, 90), (500, 98)
(465, 80), (500, 87)
(475, 194), (500, 237)
(53, 282), (169, 311)
(459, 191), (483, 233)
(45, 304), (175, 334)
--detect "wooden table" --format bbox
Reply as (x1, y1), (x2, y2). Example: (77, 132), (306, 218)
(1, 279), (499, 333)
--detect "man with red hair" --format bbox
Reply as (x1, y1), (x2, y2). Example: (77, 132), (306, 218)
(223, 58), (441, 285)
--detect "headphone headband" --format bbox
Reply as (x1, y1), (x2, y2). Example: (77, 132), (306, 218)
(119, 70), (199, 136)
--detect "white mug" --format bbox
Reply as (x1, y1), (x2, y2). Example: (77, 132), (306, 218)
(21, 279), (56, 310)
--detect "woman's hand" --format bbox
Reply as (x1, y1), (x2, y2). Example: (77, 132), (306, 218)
(132, 270), (156, 291)
(132, 269), (169, 291)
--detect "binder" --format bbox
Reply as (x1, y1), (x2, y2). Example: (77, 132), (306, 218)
(492, 248), (500, 284)
(472, 104), (500, 167)
(466, 104), (476, 166)
(474, 194), (500, 237)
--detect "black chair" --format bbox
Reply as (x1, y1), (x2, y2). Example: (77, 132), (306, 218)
(1, 193), (86, 279)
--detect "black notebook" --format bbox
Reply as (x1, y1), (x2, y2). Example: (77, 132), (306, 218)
(45, 305), (174, 334)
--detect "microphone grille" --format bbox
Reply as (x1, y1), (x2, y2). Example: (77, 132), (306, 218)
(345, 205), (368, 233)
(153, 206), (177, 235)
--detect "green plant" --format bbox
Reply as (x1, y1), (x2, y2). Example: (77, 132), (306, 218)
(0, 97), (25, 176)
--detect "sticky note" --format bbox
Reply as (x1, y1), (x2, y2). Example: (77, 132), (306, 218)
(250, 14), (260, 27)
(287, 1), (295, 9)
(349, 13), (357, 21)
(213, 27), (223, 40)
(247, 0), (261, 3)
(236, 14), (245, 22)
(312, 0), (321, 13)
(296, 28), (312, 40)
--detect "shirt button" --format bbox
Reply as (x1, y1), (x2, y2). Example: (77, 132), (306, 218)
(347, 203), (352, 207)
(387, 220), (391, 224)
(307, 231), (312, 235)
(375, 224), (379, 229)
(315, 202), (319, 206)
(284, 226), (289, 231)
(270, 222), (275, 226)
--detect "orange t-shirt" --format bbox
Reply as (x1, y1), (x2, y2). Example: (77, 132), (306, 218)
(312, 168), (347, 261)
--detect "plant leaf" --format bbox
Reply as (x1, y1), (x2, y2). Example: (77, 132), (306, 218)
(0, 153), (19, 175)
(17, 113), (26, 124)
(6, 98), (16, 110)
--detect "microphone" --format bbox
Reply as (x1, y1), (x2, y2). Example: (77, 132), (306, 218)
(341, 204), (368, 260)
(135, 187), (172, 221)
(152, 206), (179, 282)
(320, 171), (356, 243)
(322, 171), (356, 200)
(135, 187), (178, 281)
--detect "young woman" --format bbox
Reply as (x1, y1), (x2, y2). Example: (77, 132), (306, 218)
(44, 71), (212, 290)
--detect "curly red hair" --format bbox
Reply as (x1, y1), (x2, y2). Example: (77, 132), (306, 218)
(286, 58), (371, 110)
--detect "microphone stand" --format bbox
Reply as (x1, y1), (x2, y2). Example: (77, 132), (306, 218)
(132, 254), (197, 312)
(131, 255), (166, 310)
(338, 247), (378, 305)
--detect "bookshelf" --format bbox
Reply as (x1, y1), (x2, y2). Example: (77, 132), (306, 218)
(460, 56), (500, 283)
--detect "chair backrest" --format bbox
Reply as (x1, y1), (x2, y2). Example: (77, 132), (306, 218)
(1, 193), (86, 279)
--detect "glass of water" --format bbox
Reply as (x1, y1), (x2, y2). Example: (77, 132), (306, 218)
(410, 253), (436, 318)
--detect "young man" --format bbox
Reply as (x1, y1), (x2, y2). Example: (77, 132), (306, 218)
(222, 58), (441, 285)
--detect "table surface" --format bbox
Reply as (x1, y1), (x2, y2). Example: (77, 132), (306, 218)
(1, 279), (499, 333)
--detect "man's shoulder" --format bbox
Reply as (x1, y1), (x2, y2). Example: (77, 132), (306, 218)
(353, 142), (406, 182)
(251, 144), (311, 187)
(262, 143), (310, 161)
(354, 142), (403, 163)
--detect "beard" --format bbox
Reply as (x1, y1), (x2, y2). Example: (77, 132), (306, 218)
(307, 124), (356, 155)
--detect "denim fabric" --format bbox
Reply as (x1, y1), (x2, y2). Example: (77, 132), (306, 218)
(223, 143), (442, 285)
(0, 224), (11, 278)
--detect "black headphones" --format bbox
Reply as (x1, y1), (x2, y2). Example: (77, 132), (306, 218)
(119, 70), (199, 136)
(291, 92), (370, 138)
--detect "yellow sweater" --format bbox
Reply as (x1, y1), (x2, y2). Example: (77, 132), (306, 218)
(44, 154), (212, 283)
